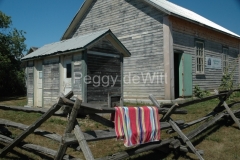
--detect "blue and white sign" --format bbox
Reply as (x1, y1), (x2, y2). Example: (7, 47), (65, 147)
(206, 57), (221, 69)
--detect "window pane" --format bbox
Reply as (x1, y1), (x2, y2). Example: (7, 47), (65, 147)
(196, 42), (204, 73)
(66, 64), (72, 78)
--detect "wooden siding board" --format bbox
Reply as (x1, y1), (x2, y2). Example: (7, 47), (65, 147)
(163, 16), (174, 99)
(27, 66), (34, 106)
(70, 0), (165, 100)
(173, 30), (240, 91)
(171, 15), (239, 92)
(73, 61), (82, 96)
(87, 51), (121, 103)
(43, 63), (60, 107)
(239, 43), (240, 83)
(87, 38), (122, 103)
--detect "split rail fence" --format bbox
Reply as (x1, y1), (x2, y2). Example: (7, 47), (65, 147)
(0, 89), (240, 160)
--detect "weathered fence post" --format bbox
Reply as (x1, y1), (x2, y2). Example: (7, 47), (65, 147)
(74, 121), (94, 160)
(54, 96), (83, 160)
(169, 120), (204, 160)
(149, 94), (204, 160)
(214, 90), (240, 129)
(0, 96), (65, 157)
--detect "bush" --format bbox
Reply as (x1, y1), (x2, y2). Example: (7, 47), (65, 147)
(193, 85), (210, 98)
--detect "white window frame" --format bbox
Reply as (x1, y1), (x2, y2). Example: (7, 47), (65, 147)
(222, 47), (229, 74)
(195, 41), (205, 74)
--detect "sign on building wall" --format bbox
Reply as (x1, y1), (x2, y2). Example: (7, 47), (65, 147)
(205, 57), (221, 69)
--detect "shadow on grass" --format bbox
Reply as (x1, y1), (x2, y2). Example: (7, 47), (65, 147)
(191, 117), (238, 147)
(191, 119), (224, 146)
(0, 143), (33, 160)
(0, 96), (26, 101)
(0, 142), (53, 160)
(127, 149), (170, 160)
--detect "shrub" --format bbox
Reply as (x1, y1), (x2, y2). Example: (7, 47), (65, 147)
(193, 85), (210, 98)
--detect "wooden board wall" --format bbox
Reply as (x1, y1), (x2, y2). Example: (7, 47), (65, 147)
(87, 39), (122, 103)
(27, 61), (34, 106)
(86, 53), (121, 103)
(72, 60), (82, 96)
(43, 58), (60, 107)
(171, 17), (239, 91)
(69, 0), (166, 100)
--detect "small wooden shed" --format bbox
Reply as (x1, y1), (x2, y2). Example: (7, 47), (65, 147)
(22, 29), (131, 108)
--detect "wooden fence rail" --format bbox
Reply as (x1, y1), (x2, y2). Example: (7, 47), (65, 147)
(0, 90), (240, 160)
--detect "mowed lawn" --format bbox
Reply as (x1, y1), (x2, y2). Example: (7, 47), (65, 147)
(0, 95), (240, 160)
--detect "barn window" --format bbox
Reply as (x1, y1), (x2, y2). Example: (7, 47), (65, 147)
(66, 63), (72, 78)
(222, 47), (229, 74)
(195, 41), (204, 74)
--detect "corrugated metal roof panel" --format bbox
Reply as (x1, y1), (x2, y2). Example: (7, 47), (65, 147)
(148, 0), (240, 38)
(22, 29), (110, 60)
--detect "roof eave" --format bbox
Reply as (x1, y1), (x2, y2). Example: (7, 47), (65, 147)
(61, 0), (240, 42)
(143, 0), (171, 15)
(22, 29), (131, 61)
(84, 30), (131, 57)
(61, 0), (93, 40)
(106, 32), (131, 57)
(144, 0), (240, 40)
(21, 48), (85, 61)
(170, 13), (240, 40)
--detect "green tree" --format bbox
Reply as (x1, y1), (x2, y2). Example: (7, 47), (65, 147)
(0, 11), (27, 96)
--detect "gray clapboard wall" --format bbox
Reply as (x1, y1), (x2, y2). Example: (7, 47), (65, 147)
(173, 31), (239, 91)
(87, 39), (122, 102)
(27, 62), (34, 106)
(43, 58), (60, 107)
(69, 0), (166, 100)
(72, 61), (82, 96)
(72, 53), (83, 97)
(87, 54), (121, 102)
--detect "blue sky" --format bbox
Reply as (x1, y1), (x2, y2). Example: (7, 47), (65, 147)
(0, 0), (240, 54)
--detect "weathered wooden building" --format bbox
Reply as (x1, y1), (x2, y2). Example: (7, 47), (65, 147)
(23, 0), (240, 107)
(61, 0), (240, 100)
(22, 30), (130, 107)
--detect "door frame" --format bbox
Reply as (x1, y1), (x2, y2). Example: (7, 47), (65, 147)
(35, 60), (43, 107)
(63, 55), (73, 95)
(174, 50), (193, 98)
(174, 50), (184, 99)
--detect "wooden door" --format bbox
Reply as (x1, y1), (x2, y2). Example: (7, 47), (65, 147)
(43, 57), (60, 107)
(35, 61), (42, 107)
(179, 53), (193, 97)
(63, 56), (72, 95)
(27, 61), (34, 106)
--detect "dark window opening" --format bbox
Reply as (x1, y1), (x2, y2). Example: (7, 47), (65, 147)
(66, 63), (72, 78)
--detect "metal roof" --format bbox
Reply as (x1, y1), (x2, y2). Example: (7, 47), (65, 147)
(22, 29), (108, 60)
(21, 29), (131, 60)
(146, 0), (240, 38)
(22, 29), (131, 61)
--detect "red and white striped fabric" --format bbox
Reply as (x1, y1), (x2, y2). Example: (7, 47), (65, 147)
(114, 106), (160, 147)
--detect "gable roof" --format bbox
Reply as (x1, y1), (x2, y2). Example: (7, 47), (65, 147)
(145, 0), (240, 38)
(22, 29), (131, 61)
(62, 0), (240, 40)
(26, 47), (38, 55)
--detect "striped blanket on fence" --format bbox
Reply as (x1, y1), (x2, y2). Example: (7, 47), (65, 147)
(114, 106), (160, 147)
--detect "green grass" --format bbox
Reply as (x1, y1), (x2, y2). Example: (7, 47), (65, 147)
(47, 117), (67, 125)
(1, 95), (240, 159)
(0, 96), (27, 106)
